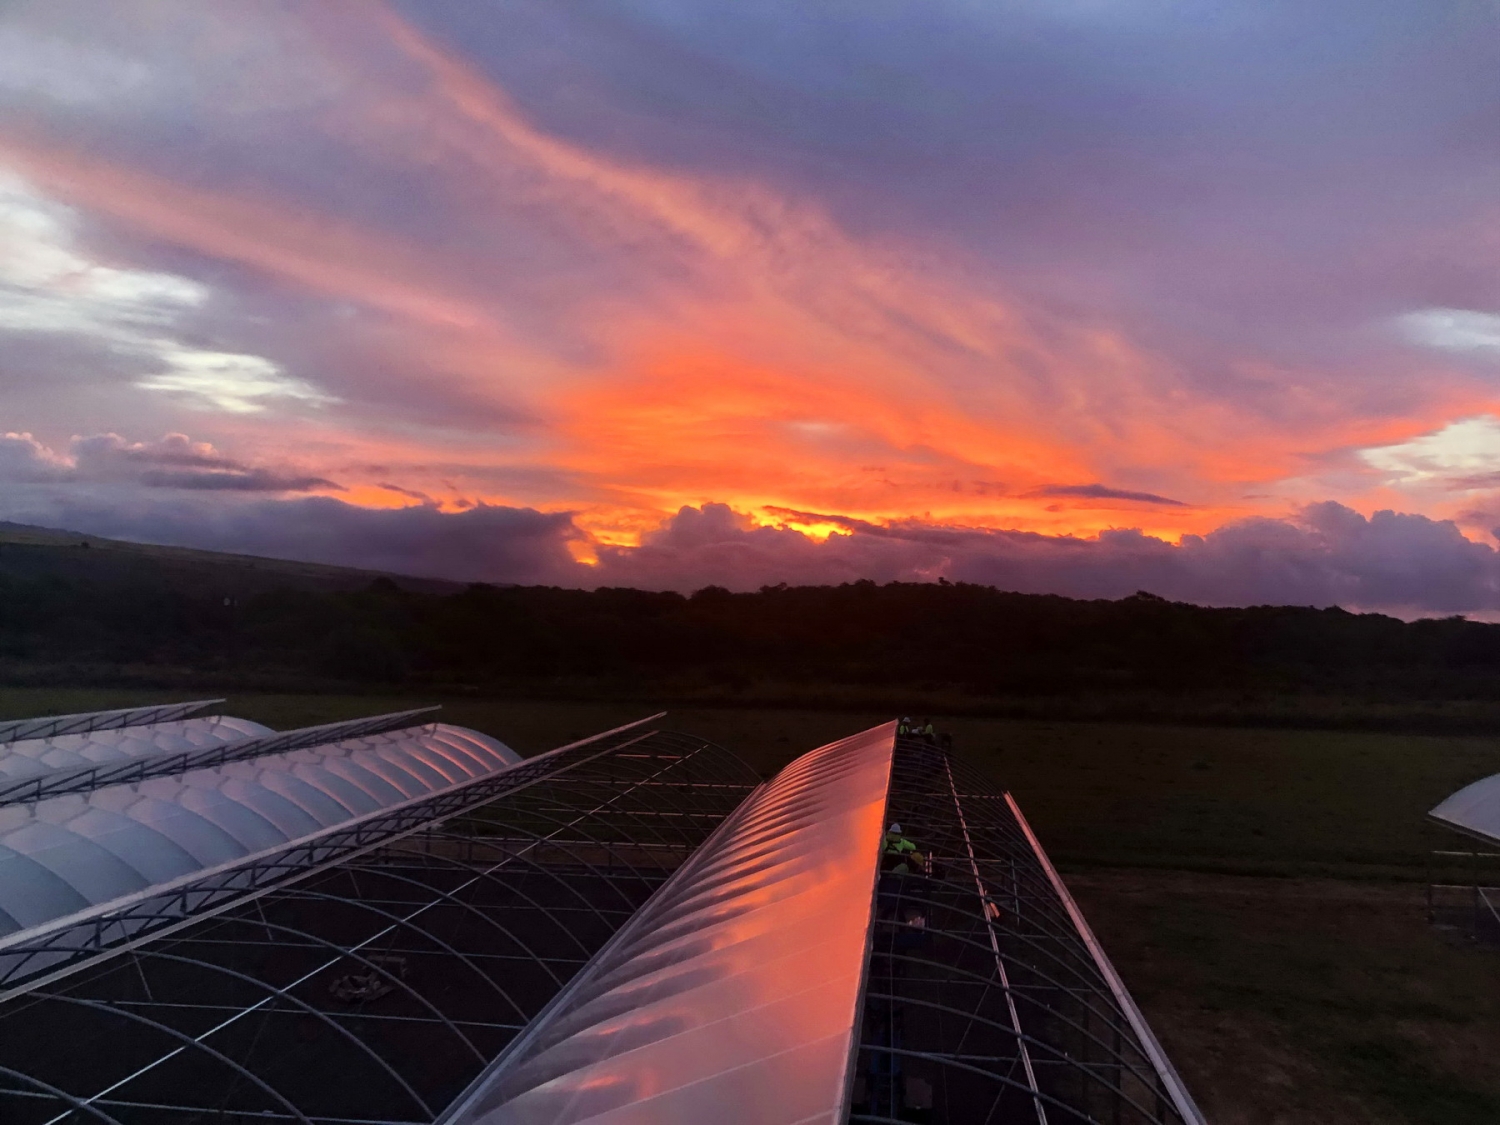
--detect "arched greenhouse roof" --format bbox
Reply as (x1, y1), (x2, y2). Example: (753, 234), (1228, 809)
(0, 722), (518, 937)
(1431, 771), (1500, 845)
(0, 715), (273, 782)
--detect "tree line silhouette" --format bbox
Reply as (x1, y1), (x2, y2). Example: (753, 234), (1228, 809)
(5, 553), (1500, 706)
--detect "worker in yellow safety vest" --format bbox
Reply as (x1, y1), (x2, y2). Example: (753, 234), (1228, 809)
(882, 822), (921, 875)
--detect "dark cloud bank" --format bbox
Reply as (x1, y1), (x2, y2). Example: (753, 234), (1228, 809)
(0, 432), (337, 492)
(7, 490), (1500, 615)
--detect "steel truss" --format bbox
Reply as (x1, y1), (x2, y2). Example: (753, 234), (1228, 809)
(0, 718), (759, 1124)
(0, 701), (223, 746)
(849, 737), (1205, 1125)
(0, 708), (442, 807)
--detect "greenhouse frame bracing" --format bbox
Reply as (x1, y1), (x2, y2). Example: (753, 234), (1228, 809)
(439, 727), (1205, 1125)
(847, 735), (1203, 1124)
(0, 714), (759, 1123)
(0, 706), (1204, 1125)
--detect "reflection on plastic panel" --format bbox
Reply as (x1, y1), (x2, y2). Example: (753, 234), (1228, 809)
(444, 721), (896, 1125)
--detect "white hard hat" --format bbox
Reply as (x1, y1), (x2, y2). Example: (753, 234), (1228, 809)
(887, 823), (902, 834)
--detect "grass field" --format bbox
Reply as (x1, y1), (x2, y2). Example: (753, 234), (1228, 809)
(5, 686), (1500, 1122)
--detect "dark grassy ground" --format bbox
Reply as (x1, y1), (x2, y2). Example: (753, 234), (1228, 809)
(5, 687), (1500, 1122)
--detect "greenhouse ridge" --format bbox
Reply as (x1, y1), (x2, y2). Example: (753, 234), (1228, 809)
(0, 700), (1203, 1123)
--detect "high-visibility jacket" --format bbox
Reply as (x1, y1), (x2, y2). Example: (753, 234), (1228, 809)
(883, 833), (918, 874)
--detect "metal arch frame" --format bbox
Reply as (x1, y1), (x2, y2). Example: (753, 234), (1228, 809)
(869, 746), (1169, 1092)
(30, 991), (315, 1125)
(392, 728), (748, 921)
(399, 804), (683, 931)
(0, 700), (223, 746)
(920, 792), (1192, 1097)
(12, 914), (491, 1107)
(0, 1065), (126, 1124)
(495, 739), (744, 871)
(941, 750), (1048, 1124)
(889, 752), (1163, 1021)
(0, 716), (676, 990)
(1006, 792), (1205, 1124)
(0, 727), (754, 1121)
(851, 1043), (1124, 1123)
(431, 739), (779, 1125)
(849, 735), (1206, 1125)
(891, 819), (1157, 1043)
(0, 720), (760, 1125)
(346, 777), (725, 968)
(433, 732), (762, 910)
(859, 988), (1183, 1122)
(0, 706), (442, 806)
(302, 856), (582, 985)
(9, 727), (752, 1107)
(177, 912), (491, 1059)
(870, 804), (1134, 1020)
(258, 888), (533, 1032)
(369, 830), (621, 961)
(121, 947), (437, 1118)
(859, 738), (1196, 1121)
(852, 891), (1172, 1092)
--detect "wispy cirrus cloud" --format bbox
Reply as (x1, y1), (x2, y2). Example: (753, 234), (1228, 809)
(0, 170), (335, 419)
(1, 1), (1499, 608)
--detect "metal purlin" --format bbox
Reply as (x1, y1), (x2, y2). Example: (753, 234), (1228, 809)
(2, 735), (750, 1122)
(848, 736), (1206, 1125)
(0, 722), (758, 1124)
(853, 903), (1184, 1118)
(0, 717), (679, 989)
(4, 726), (727, 1007)
(941, 752), (1049, 1125)
(0, 707), (442, 806)
(0, 701), (224, 746)
(0, 1066), (125, 1125)
(876, 744), (1188, 1122)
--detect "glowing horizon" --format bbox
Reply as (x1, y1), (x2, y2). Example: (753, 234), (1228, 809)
(4, 1), (1500, 609)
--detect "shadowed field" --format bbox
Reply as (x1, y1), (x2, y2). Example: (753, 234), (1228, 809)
(3, 687), (1498, 1122)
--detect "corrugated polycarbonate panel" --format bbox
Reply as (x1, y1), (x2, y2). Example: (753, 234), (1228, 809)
(1431, 772), (1500, 844)
(0, 723), (519, 938)
(0, 715), (274, 781)
(443, 721), (896, 1125)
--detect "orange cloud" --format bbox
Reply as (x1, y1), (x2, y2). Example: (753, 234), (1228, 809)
(11, 3), (1500, 559)
(0, 136), (496, 334)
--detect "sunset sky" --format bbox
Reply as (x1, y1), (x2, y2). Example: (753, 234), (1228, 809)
(4, 1), (1500, 610)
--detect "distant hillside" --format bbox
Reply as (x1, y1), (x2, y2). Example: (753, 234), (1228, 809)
(0, 521), (462, 597)
(5, 533), (1500, 729)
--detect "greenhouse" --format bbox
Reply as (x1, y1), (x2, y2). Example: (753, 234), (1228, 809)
(0, 702), (1202, 1124)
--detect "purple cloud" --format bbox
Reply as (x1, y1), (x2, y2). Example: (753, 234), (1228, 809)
(0, 432), (340, 492)
(2, 490), (1497, 613)
(0, 492), (579, 586)
(1029, 484), (1186, 507)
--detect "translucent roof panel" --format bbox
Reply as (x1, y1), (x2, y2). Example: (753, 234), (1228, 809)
(443, 720), (897, 1125)
(0, 722), (518, 939)
(0, 723), (763, 1123)
(1431, 772), (1500, 844)
(0, 699), (221, 744)
(0, 715), (274, 782)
